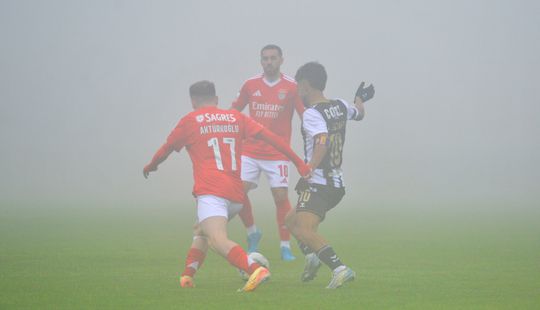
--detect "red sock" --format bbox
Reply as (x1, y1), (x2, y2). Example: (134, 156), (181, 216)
(239, 196), (255, 228)
(276, 199), (291, 241)
(181, 248), (206, 277)
(226, 245), (260, 274)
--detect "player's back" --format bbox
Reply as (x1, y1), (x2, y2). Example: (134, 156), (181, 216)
(180, 106), (258, 203)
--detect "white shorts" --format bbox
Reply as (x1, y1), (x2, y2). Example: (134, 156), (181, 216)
(241, 155), (290, 190)
(196, 195), (243, 223)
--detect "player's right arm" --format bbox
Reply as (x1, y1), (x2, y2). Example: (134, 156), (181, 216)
(303, 108), (328, 171)
(309, 134), (328, 170)
(230, 82), (250, 111)
(143, 143), (175, 178)
(143, 117), (193, 178)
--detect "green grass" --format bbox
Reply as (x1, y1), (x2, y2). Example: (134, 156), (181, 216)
(1, 202), (539, 309)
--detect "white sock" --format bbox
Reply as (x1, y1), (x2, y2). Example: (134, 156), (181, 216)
(247, 225), (258, 235)
(280, 241), (291, 248)
(333, 265), (346, 274)
(247, 255), (255, 266)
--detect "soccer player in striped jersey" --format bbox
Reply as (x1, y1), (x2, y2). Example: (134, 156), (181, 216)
(143, 81), (310, 291)
(285, 62), (375, 289)
(231, 44), (304, 260)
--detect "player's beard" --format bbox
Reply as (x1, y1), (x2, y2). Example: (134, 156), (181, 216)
(264, 65), (279, 79)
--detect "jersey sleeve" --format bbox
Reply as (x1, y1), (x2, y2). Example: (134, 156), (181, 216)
(337, 98), (362, 121)
(241, 113), (265, 139)
(303, 108), (328, 137)
(231, 82), (250, 111)
(166, 116), (195, 152)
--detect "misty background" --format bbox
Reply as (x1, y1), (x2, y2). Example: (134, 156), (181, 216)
(1, 0), (539, 211)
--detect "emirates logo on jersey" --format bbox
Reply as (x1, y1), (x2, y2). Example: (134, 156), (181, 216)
(278, 89), (287, 100)
(251, 102), (285, 119)
(195, 115), (205, 123)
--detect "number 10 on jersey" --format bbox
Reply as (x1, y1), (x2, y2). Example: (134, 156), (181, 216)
(207, 137), (237, 171)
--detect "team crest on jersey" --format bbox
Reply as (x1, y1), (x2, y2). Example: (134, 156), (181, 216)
(195, 115), (205, 123)
(278, 89), (287, 100)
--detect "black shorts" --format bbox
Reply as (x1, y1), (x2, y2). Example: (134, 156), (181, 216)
(295, 180), (345, 221)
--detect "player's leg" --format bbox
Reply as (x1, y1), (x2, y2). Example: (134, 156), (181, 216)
(241, 183), (262, 253)
(180, 222), (208, 288)
(200, 215), (269, 292)
(228, 201), (271, 292)
(270, 187), (295, 260)
(265, 160), (295, 260)
(197, 195), (269, 291)
(239, 183), (255, 229)
(289, 211), (354, 287)
(199, 216), (246, 263)
(287, 186), (355, 288)
(239, 156), (263, 253)
(286, 210), (326, 252)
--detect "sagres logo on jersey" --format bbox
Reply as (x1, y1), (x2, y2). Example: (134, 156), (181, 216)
(278, 89), (287, 100)
(196, 115), (205, 123)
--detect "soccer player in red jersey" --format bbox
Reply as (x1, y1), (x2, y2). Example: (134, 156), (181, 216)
(231, 44), (304, 260)
(143, 81), (310, 291)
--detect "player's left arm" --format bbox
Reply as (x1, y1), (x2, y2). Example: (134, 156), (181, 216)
(352, 97), (365, 121)
(352, 82), (375, 121)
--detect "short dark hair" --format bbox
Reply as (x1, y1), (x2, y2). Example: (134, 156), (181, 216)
(260, 44), (283, 57)
(189, 80), (216, 101)
(295, 62), (327, 91)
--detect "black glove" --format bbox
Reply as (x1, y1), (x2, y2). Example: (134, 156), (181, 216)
(355, 82), (375, 102)
(294, 178), (310, 194)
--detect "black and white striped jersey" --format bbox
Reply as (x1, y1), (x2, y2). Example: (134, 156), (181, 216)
(301, 99), (362, 188)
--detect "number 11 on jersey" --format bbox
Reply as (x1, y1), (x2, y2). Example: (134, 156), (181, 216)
(207, 137), (237, 171)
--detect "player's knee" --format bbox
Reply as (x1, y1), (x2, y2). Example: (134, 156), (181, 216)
(206, 233), (226, 248)
(288, 223), (304, 238)
(272, 189), (289, 204)
(294, 229), (311, 244)
(193, 225), (203, 236)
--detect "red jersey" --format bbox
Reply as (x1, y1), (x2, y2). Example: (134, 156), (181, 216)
(232, 73), (304, 160)
(165, 106), (265, 203)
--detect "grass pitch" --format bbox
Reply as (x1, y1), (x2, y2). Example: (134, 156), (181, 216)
(1, 202), (539, 309)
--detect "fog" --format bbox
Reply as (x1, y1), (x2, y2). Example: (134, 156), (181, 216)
(1, 0), (539, 209)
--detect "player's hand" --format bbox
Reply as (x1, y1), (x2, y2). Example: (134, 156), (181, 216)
(355, 82), (375, 103)
(143, 164), (157, 179)
(297, 162), (312, 179)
